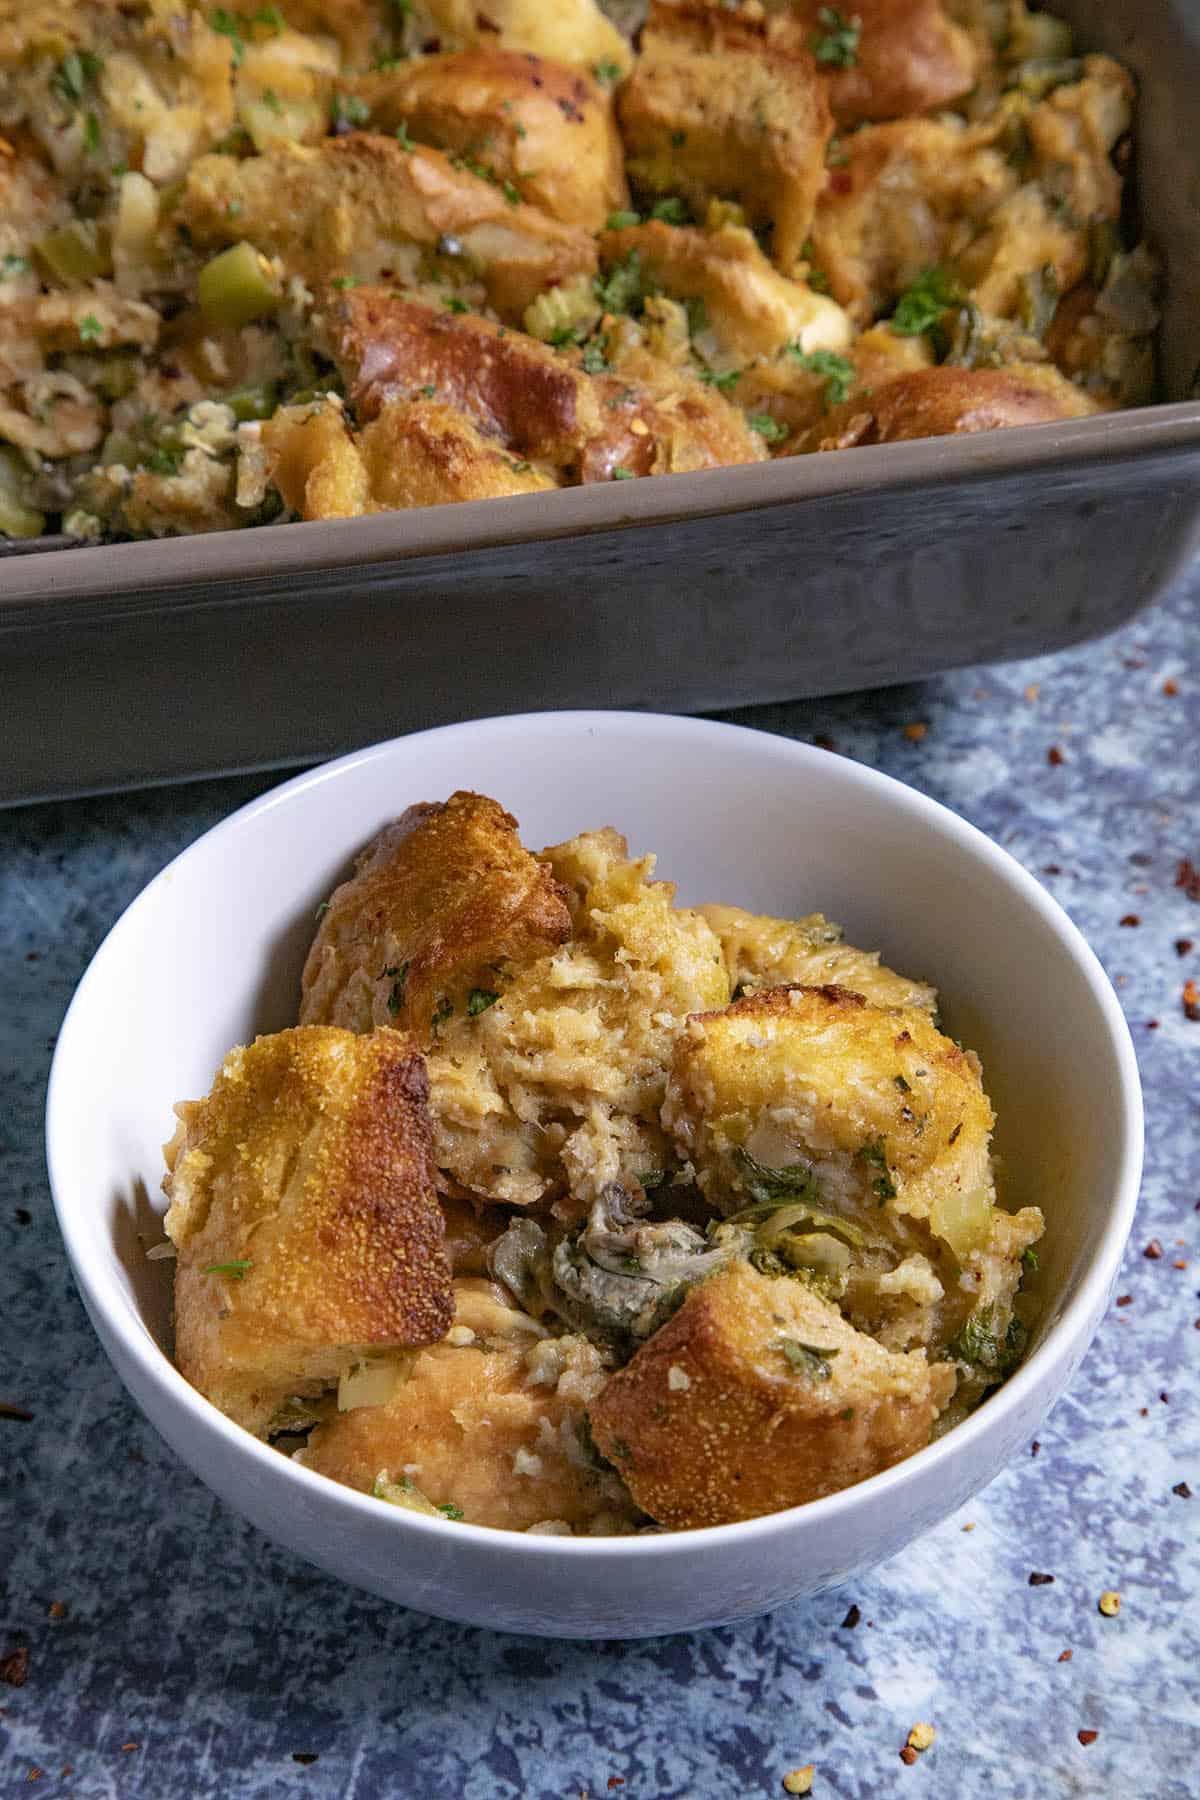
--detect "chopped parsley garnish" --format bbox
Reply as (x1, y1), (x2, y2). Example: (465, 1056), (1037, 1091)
(331, 275), (362, 290)
(732, 1148), (820, 1208)
(891, 267), (962, 340)
(83, 110), (101, 154)
(261, 87), (283, 115)
(394, 120), (414, 150)
(508, 460), (532, 473)
(637, 1170), (665, 1190)
(204, 1259), (253, 1279)
(314, 899), (330, 922)
(78, 313), (102, 344)
(787, 346), (855, 408)
(1021, 1247), (1039, 1272)
(950, 1304), (1024, 1373)
(594, 250), (643, 316)
(699, 367), (741, 393)
(442, 295), (469, 314)
(143, 445), (183, 477)
(438, 1503), (465, 1520)
(606, 209), (641, 230)
(592, 60), (623, 86)
(670, 129), (687, 147)
(52, 50), (102, 105)
(810, 7), (861, 69)
(580, 341), (609, 374)
(502, 180), (521, 207)
(2, 254), (29, 277)
(467, 987), (499, 1016)
(826, 136), (849, 167)
(331, 92), (371, 130)
(749, 413), (787, 443)
(650, 196), (687, 224)
(858, 1137), (896, 1202)
(777, 1338), (840, 1380)
(210, 10), (246, 65)
(431, 997), (454, 1029)
(384, 961), (410, 1015)
(611, 465), (635, 480)
(420, 382), (437, 398)
(252, 4), (284, 31)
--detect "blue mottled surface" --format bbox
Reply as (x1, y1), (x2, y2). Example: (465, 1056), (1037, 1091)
(2, 576), (1198, 1799)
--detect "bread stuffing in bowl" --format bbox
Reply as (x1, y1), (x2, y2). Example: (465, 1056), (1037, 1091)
(160, 791), (1043, 1533)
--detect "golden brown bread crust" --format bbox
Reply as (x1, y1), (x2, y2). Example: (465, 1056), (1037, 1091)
(580, 346), (767, 480)
(800, 363), (1098, 450)
(181, 136), (597, 322)
(700, 903), (937, 1012)
(406, 0), (632, 73)
(780, 0), (980, 125)
(349, 49), (629, 230)
(588, 1260), (949, 1527)
(333, 287), (602, 463)
(300, 790), (572, 1041)
(164, 1025), (453, 1435)
(619, 1), (832, 272)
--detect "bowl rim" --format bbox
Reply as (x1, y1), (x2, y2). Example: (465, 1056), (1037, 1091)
(46, 709), (1145, 1558)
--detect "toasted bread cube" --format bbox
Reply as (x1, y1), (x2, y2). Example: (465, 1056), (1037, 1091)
(349, 50), (629, 231)
(182, 137), (596, 322)
(701, 904), (937, 1012)
(405, 0), (632, 75)
(618, 2), (832, 272)
(300, 1278), (640, 1532)
(163, 1026), (453, 1435)
(787, 0), (980, 126)
(801, 363), (1097, 452)
(580, 344), (767, 480)
(301, 791), (572, 1042)
(332, 288), (603, 466)
(664, 984), (995, 1231)
(589, 1260), (953, 1526)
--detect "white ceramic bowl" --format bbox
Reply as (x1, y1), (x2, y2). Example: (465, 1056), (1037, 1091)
(46, 712), (1142, 1638)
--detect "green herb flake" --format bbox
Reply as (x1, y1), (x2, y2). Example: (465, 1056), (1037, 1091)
(385, 961), (410, 1016)
(840, 1405), (855, 1420)
(331, 91), (371, 129)
(210, 10), (246, 65)
(580, 341), (609, 374)
(261, 86), (283, 115)
(143, 445), (183, 477)
(394, 119), (414, 150)
(204, 1259), (253, 1279)
(610, 1436), (633, 1462)
(83, 110), (101, 155)
(611, 465), (635, 480)
(891, 266), (962, 341)
(314, 899), (330, 922)
(420, 382), (437, 398)
(431, 997), (454, 1030)
(594, 249), (643, 316)
(650, 196), (687, 224)
(670, 129), (687, 147)
(2, 254), (30, 277)
(606, 209), (641, 230)
(731, 1147), (820, 1207)
(699, 367), (741, 393)
(1021, 1247), (1039, 1272)
(592, 60), (623, 86)
(749, 413), (787, 443)
(252, 4), (284, 31)
(467, 987), (500, 1017)
(52, 49), (102, 105)
(777, 1338), (840, 1380)
(78, 313), (103, 344)
(502, 179), (521, 207)
(858, 1137), (896, 1203)
(810, 7), (861, 69)
(637, 1170), (665, 1190)
(786, 345), (855, 408)
(331, 274), (362, 290)
(438, 1502), (465, 1520)
(442, 295), (469, 314)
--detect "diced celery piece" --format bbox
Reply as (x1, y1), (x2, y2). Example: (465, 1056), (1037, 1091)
(34, 219), (113, 283)
(197, 240), (280, 327)
(0, 448), (45, 538)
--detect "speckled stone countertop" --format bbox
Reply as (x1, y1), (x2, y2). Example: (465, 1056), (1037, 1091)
(2, 576), (1198, 1800)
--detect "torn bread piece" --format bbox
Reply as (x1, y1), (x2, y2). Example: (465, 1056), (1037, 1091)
(797, 362), (1097, 451)
(588, 1259), (954, 1527)
(163, 1026), (453, 1436)
(300, 790), (572, 1040)
(701, 904), (937, 1012)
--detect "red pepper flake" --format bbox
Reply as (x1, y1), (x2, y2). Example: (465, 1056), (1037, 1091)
(1163, 678), (1179, 696)
(1078, 1730), (1098, 1747)
(903, 721), (928, 742)
(1116, 1294), (1133, 1307)
(25, 1770), (42, 1783)
(121, 1742), (139, 1753)
(1195, 1319), (1200, 1330)
(47, 1603), (66, 1621)
(1047, 745), (1065, 766)
(1177, 858), (1200, 901)
(1029, 1571), (1055, 1586)
(292, 1754), (319, 1766)
(841, 1603), (861, 1630)
(1183, 979), (1200, 1021)
(1058, 1649), (1073, 1663)
(608, 1781), (626, 1791)
(1175, 1260), (1189, 1270)
(1043, 864), (1062, 875)
(1177, 939), (1195, 957)
(1146, 1019), (1160, 1030)
(1144, 1240), (1163, 1260)
(1161, 1391), (1170, 1404)
(1139, 1407), (1149, 1417)
(1173, 1481), (1193, 1499)
(1119, 913), (1140, 927)
(812, 734), (837, 752)
(1, 1648), (28, 1687)
(0, 1401), (33, 1422)
(899, 1746), (919, 1766)
(1031, 1440), (1041, 1457)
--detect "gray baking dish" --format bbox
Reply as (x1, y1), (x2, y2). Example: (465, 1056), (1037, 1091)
(2, 0), (1199, 805)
